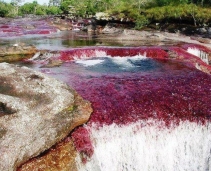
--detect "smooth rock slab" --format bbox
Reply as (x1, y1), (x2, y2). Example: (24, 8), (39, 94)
(0, 63), (92, 171)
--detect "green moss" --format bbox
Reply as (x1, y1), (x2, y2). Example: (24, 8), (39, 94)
(66, 105), (77, 112)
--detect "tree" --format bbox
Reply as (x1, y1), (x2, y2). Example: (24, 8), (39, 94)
(19, 2), (35, 14)
(46, 6), (61, 15)
(60, 0), (73, 14)
(34, 4), (47, 15)
(0, 2), (10, 17)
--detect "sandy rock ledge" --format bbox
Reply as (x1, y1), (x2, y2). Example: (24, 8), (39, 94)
(0, 63), (92, 171)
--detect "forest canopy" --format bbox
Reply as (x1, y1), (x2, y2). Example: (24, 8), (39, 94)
(1, 0), (211, 28)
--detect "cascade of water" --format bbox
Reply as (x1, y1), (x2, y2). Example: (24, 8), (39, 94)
(187, 47), (209, 64)
(76, 120), (211, 171)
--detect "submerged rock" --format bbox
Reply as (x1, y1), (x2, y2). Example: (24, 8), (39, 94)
(0, 63), (92, 171)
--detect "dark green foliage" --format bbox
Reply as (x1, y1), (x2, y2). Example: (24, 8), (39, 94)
(60, 1), (73, 14)
(19, 2), (36, 14)
(135, 15), (149, 29)
(143, 4), (211, 27)
(1, 0), (211, 30)
(46, 6), (61, 15)
(0, 2), (13, 17)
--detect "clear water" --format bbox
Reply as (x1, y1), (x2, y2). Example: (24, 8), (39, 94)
(0, 31), (98, 50)
(75, 56), (162, 73)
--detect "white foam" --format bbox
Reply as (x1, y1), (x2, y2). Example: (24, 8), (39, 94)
(187, 48), (209, 64)
(76, 120), (211, 171)
(75, 55), (147, 69)
(112, 57), (134, 68)
(76, 59), (104, 66)
(111, 55), (147, 68)
(187, 48), (201, 57)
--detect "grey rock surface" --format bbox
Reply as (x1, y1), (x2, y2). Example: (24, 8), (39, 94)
(0, 63), (91, 171)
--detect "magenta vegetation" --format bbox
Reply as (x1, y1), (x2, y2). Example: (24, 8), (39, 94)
(0, 19), (58, 37)
(60, 47), (169, 61)
(71, 127), (94, 163)
(28, 44), (211, 161)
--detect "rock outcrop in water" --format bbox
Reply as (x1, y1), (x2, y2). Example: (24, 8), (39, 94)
(0, 44), (37, 62)
(0, 63), (92, 171)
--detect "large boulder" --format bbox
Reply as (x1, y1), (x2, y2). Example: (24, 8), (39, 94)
(0, 63), (92, 171)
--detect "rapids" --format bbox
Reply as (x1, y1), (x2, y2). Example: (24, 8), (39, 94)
(19, 46), (211, 171)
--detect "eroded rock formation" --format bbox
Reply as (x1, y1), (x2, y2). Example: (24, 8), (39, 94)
(0, 63), (92, 171)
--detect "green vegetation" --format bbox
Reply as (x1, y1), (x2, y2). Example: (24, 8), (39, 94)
(0, 0), (61, 17)
(143, 3), (211, 28)
(0, 0), (211, 29)
(0, 2), (15, 17)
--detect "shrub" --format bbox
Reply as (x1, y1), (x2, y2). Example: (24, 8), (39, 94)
(46, 6), (61, 15)
(135, 15), (149, 29)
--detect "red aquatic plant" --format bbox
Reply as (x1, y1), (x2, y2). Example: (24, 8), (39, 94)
(0, 19), (58, 37)
(27, 45), (211, 161)
(59, 47), (169, 61)
(181, 43), (211, 53)
(170, 46), (211, 73)
(71, 127), (93, 163)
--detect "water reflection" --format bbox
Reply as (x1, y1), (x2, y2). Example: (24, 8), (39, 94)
(0, 30), (100, 50)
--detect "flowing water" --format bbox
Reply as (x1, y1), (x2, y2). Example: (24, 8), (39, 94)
(16, 47), (211, 171)
(2, 18), (211, 170)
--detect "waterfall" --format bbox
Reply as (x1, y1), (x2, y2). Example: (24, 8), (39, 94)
(76, 120), (211, 171)
(187, 48), (209, 64)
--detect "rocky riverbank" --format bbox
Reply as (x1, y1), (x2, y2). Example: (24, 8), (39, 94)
(0, 63), (92, 170)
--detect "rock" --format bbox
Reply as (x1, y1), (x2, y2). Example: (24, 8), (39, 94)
(18, 91), (91, 171)
(190, 36), (211, 44)
(95, 12), (110, 20)
(101, 24), (123, 34)
(0, 44), (37, 62)
(41, 59), (63, 68)
(18, 88), (91, 171)
(18, 138), (78, 171)
(0, 63), (92, 171)
(24, 24), (35, 29)
(197, 27), (207, 34)
(207, 27), (211, 34)
(50, 18), (72, 31)
(123, 29), (141, 36)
